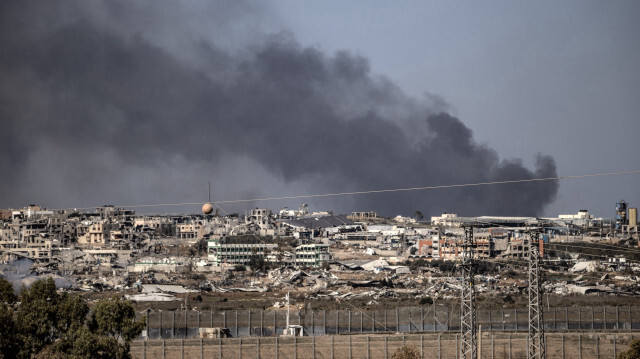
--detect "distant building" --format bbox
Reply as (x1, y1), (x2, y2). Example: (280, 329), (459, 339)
(177, 220), (207, 240)
(349, 211), (378, 220)
(207, 238), (276, 266)
(430, 213), (458, 226)
(78, 221), (111, 247)
(294, 243), (331, 267)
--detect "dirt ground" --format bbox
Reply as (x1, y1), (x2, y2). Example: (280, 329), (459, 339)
(82, 288), (640, 313)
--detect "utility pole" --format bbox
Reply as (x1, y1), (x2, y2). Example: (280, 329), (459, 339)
(459, 226), (477, 359)
(528, 230), (546, 359)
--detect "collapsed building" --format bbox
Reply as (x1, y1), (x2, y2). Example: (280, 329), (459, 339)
(0, 202), (638, 304)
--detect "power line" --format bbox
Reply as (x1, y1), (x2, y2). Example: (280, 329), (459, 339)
(51, 169), (640, 211)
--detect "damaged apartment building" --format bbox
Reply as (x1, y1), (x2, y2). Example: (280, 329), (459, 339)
(206, 208), (336, 267)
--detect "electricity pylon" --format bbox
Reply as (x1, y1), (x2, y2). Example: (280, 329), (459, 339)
(459, 226), (477, 359)
(528, 230), (546, 359)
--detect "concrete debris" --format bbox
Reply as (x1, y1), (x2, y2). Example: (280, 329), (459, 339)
(142, 284), (198, 294)
(125, 293), (180, 302)
(2, 204), (638, 303)
(570, 261), (600, 273)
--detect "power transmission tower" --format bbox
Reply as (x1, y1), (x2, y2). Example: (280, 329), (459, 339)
(528, 230), (546, 359)
(459, 225), (477, 359)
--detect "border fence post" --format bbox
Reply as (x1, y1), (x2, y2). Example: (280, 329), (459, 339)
(579, 333), (582, 359)
(578, 307), (582, 330)
(324, 310), (327, 335)
(373, 311), (376, 332)
(332, 335), (335, 359)
(385, 310), (388, 332)
(491, 334), (494, 359)
(489, 309), (492, 331)
(367, 336), (370, 359)
(385, 336), (388, 359)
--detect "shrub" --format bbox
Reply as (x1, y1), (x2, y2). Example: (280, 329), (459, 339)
(392, 345), (420, 359)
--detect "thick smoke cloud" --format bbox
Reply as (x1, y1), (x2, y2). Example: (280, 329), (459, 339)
(0, 1), (558, 216)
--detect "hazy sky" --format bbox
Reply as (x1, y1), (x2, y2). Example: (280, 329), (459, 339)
(1, 1), (638, 218)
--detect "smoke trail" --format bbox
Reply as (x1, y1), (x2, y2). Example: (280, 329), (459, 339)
(0, 1), (558, 216)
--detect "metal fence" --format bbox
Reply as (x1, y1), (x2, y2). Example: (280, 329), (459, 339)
(139, 306), (640, 339)
(131, 332), (639, 359)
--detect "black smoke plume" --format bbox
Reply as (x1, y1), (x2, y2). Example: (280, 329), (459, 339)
(0, 1), (558, 216)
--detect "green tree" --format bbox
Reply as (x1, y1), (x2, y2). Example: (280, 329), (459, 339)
(392, 345), (420, 359)
(0, 278), (143, 359)
(618, 338), (640, 359)
(248, 254), (268, 272)
(88, 297), (145, 358)
(190, 238), (208, 256)
(15, 277), (62, 357)
(50, 326), (122, 359)
(0, 302), (18, 359)
(0, 277), (16, 304)
(419, 296), (433, 306)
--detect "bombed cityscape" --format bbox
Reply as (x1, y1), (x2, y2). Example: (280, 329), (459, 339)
(2, 1), (640, 358)
(1, 200), (640, 358)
